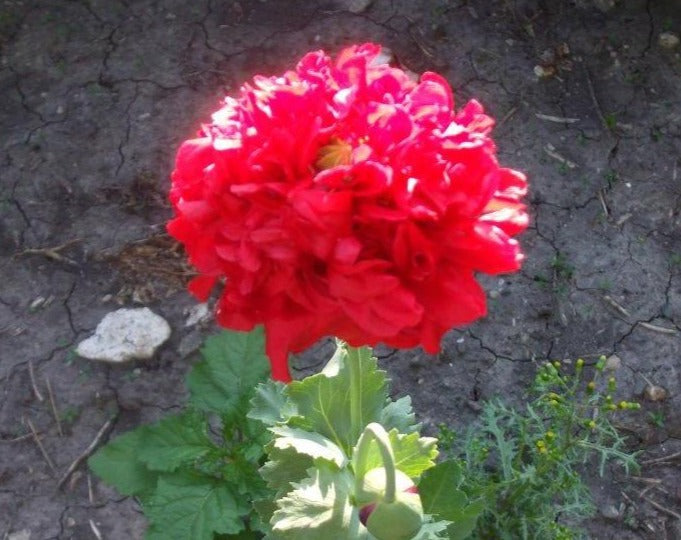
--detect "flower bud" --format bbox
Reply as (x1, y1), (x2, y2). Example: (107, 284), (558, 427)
(358, 468), (423, 540)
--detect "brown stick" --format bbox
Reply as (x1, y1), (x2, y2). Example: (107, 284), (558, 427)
(88, 473), (94, 504)
(45, 377), (63, 437)
(641, 451), (681, 466)
(642, 495), (681, 520)
(639, 321), (677, 335)
(89, 519), (103, 540)
(0, 432), (33, 443)
(27, 361), (44, 402)
(15, 238), (82, 265)
(26, 417), (57, 474)
(584, 66), (609, 132)
(57, 416), (116, 491)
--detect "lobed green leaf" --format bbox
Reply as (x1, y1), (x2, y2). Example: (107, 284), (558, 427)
(419, 460), (486, 540)
(269, 467), (369, 539)
(88, 428), (160, 497)
(286, 344), (387, 453)
(137, 410), (215, 472)
(144, 471), (249, 540)
(188, 328), (270, 424)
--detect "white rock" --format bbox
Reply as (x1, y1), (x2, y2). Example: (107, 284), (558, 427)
(8, 531), (31, 540)
(185, 303), (211, 327)
(77, 308), (170, 363)
(659, 32), (680, 49)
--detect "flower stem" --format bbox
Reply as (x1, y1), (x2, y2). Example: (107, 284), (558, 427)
(347, 344), (363, 444)
(355, 423), (397, 503)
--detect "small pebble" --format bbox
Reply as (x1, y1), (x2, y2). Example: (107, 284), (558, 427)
(643, 384), (667, 402)
(534, 65), (556, 79)
(346, 0), (372, 14)
(604, 354), (621, 370)
(600, 502), (623, 520)
(29, 296), (46, 311)
(659, 32), (680, 49)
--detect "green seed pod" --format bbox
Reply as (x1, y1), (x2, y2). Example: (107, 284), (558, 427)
(359, 468), (423, 540)
(357, 467), (414, 504)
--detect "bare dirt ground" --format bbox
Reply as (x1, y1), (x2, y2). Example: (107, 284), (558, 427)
(1, 1), (680, 538)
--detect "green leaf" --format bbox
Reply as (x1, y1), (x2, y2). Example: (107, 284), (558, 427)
(270, 426), (347, 469)
(287, 343), (387, 453)
(260, 445), (315, 494)
(88, 428), (160, 496)
(137, 410), (215, 472)
(215, 529), (262, 539)
(270, 467), (370, 539)
(249, 380), (296, 426)
(412, 516), (452, 539)
(380, 395), (419, 433)
(221, 449), (271, 499)
(419, 460), (486, 540)
(188, 328), (270, 423)
(144, 471), (248, 540)
(353, 429), (438, 481)
(215, 530), (261, 540)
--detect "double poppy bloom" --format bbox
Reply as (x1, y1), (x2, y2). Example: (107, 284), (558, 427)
(168, 43), (528, 381)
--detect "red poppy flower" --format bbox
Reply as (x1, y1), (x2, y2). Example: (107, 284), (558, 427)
(168, 43), (528, 382)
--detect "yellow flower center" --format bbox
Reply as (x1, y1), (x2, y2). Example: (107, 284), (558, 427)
(316, 138), (353, 170)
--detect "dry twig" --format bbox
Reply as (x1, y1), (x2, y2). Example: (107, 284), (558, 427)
(498, 106), (518, 129)
(642, 495), (681, 520)
(616, 213), (632, 226)
(45, 377), (63, 436)
(543, 143), (578, 168)
(89, 519), (103, 540)
(57, 416), (116, 490)
(14, 238), (81, 266)
(639, 321), (677, 335)
(535, 113), (579, 124)
(0, 432), (33, 443)
(641, 451), (681, 466)
(25, 417), (57, 474)
(598, 189), (609, 217)
(28, 360), (44, 402)
(88, 473), (94, 504)
(603, 295), (631, 317)
(584, 66), (609, 132)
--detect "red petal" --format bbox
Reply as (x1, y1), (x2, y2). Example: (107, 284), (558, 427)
(188, 275), (217, 301)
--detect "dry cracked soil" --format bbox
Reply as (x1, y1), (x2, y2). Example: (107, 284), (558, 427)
(1, 0), (681, 539)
